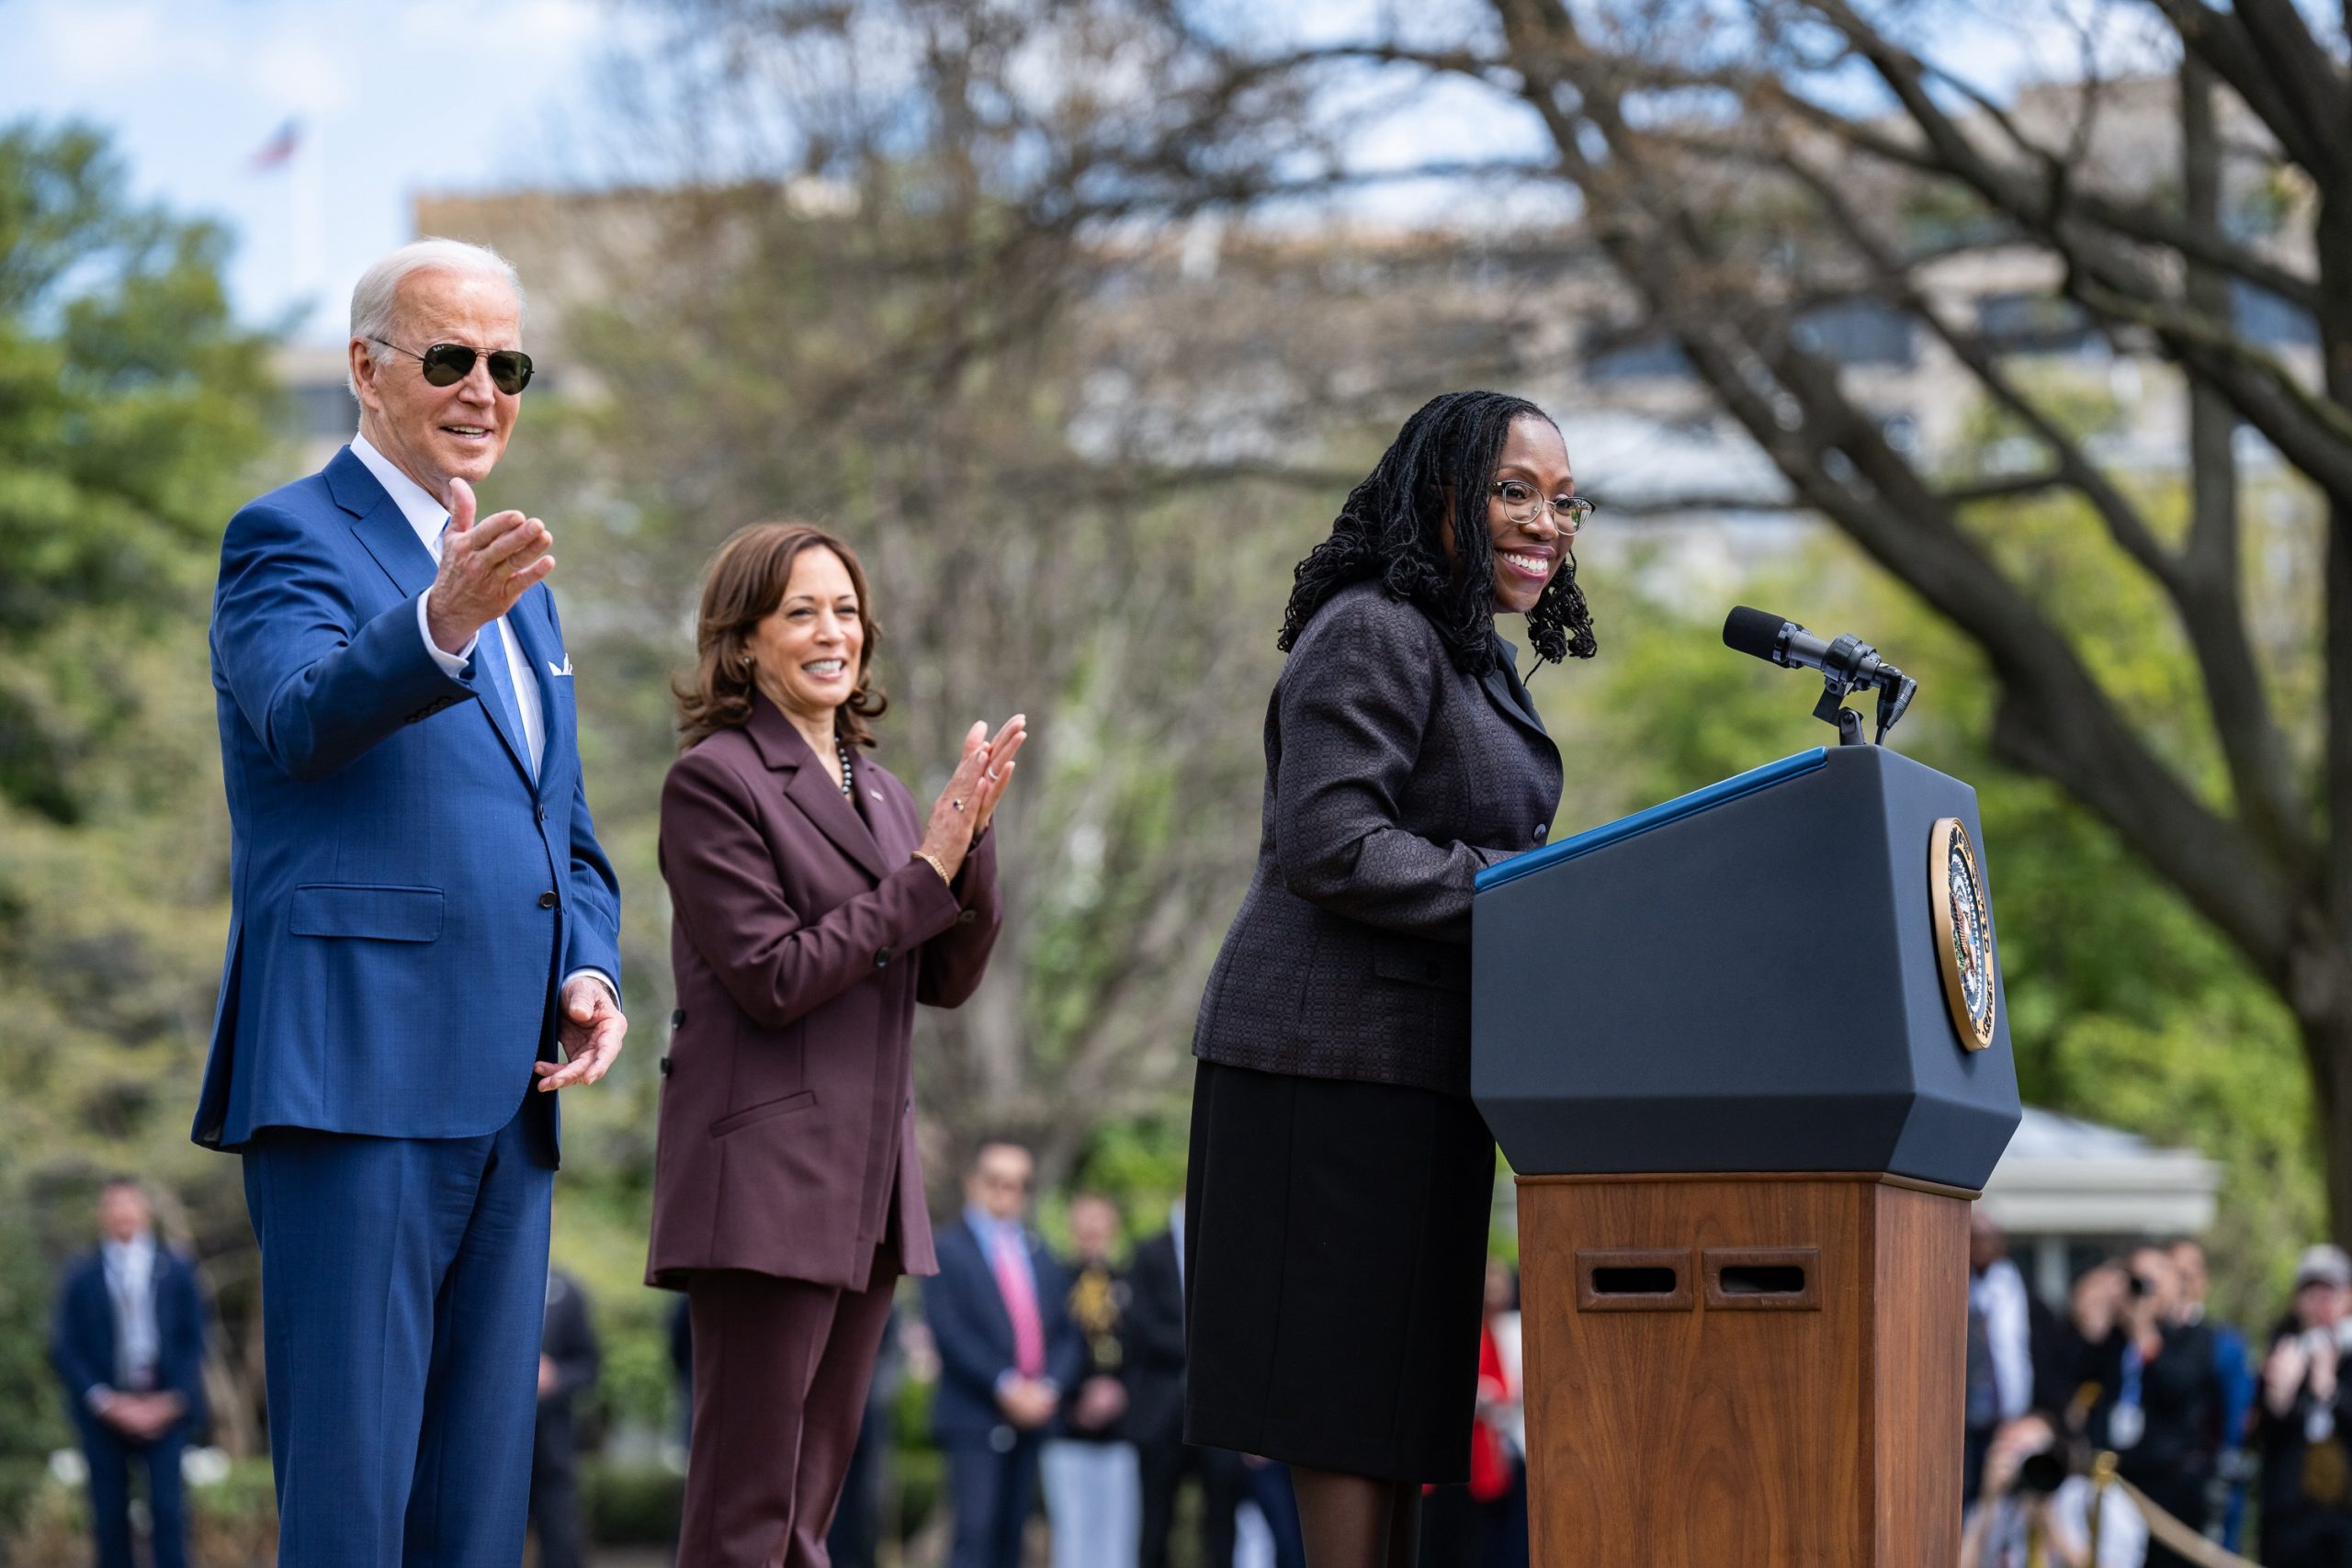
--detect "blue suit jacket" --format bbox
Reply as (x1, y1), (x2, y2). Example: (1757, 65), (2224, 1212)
(922, 1219), (1086, 1444)
(196, 446), (622, 1149)
(50, 1247), (208, 1435)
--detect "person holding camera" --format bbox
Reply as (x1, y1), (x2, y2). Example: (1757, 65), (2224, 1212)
(2084, 1247), (2224, 1567)
(2258, 1246), (2352, 1568)
(1960, 1412), (2147, 1568)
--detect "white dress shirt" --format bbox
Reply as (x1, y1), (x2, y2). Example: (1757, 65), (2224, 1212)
(348, 434), (615, 1008)
(349, 433), (546, 773)
(100, 1233), (158, 1396)
(1970, 1258), (2035, 1421)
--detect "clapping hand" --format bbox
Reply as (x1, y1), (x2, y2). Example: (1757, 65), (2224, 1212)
(970, 715), (1025, 835)
(536, 975), (628, 1092)
(917, 716), (1027, 879)
(424, 478), (554, 655)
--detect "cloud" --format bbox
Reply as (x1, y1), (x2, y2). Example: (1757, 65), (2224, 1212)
(34, 0), (177, 85)
(246, 31), (357, 115)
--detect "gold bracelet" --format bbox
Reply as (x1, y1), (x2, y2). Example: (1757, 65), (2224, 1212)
(914, 851), (952, 886)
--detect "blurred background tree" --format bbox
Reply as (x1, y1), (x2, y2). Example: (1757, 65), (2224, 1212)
(0, 120), (281, 1472)
(0, 0), (2337, 1534)
(1145, 0), (2352, 1249)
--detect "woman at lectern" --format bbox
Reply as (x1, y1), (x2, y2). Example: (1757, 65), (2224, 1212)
(1184, 390), (1590, 1567)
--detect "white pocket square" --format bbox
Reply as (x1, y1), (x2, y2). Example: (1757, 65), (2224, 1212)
(548, 657), (573, 677)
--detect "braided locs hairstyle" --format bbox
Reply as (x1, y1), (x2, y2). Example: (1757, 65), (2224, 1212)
(1277, 390), (1598, 672)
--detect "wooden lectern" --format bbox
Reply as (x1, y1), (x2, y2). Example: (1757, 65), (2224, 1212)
(1473, 745), (2020, 1568)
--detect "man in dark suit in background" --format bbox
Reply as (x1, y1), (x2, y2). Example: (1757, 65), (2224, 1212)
(530, 1266), (601, 1568)
(50, 1178), (209, 1568)
(923, 1139), (1084, 1568)
(1128, 1200), (1240, 1568)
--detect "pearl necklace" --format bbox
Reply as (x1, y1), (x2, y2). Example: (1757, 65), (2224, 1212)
(835, 739), (854, 797)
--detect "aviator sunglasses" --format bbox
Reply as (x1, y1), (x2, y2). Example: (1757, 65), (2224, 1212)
(368, 336), (536, 395)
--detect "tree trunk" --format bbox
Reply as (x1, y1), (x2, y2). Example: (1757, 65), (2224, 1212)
(2304, 993), (2352, 1253)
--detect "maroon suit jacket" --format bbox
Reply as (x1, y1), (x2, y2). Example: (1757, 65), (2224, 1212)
(646, 693), (1001, 1292)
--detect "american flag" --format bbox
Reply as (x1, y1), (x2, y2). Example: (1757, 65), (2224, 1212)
(248, 118), (301, 171)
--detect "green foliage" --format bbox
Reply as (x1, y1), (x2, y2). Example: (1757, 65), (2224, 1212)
(0, 121), (277, 822)
(0, 1209), (67, 1464)
(0, 118), (277, 1462)
(1556, 509), (2318, 1323)
(581, 1461), (684, 1545)
(5, 1457), (277, 1565)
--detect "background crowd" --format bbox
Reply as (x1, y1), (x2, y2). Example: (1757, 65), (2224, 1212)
(1956, 1217), (2352, 1568)
(48, 1159), (2352, 1568)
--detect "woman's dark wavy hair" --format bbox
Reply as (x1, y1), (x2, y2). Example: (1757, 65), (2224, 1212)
(1278, 390), (1598, 672)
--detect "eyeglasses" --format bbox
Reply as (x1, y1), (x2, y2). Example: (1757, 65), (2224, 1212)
(1491, 479), (1596, 536)
(369, 337), (535, 395)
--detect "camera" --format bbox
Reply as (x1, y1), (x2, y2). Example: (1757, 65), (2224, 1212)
(2016, 1448), (2070, 1497)
(2124, 1270), (2148, 1299)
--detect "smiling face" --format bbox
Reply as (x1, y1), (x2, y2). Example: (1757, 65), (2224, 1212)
(1486, 414), (1576, 615)
(348, 266), (524, 502)
(745, 545), (865, 731)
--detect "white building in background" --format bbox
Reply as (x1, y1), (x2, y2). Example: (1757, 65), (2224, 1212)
(1979, 1108), (2222, 1304)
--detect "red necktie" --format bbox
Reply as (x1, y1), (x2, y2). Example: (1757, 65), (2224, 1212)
(990, 1227), (1046, 1379)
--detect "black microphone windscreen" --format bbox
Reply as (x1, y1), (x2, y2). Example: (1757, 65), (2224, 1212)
(1723, 605), (1786, 660)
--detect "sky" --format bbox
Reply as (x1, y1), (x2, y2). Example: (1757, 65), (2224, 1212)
(0, 0), (631, 343)
(1, 0), (2162, 346)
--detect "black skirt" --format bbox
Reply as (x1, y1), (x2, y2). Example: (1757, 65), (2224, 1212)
(1182, 1057), (1497, 1483)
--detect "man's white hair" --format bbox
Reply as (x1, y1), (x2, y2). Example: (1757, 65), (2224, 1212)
(346, 238), (526, 395)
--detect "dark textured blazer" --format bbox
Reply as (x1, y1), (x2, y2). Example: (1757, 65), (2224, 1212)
(647, 692), (1001, 1292)
(1193, 581), (1563, 1094)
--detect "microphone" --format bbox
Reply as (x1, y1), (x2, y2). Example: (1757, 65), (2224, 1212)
(1723, 605), (1917, 744)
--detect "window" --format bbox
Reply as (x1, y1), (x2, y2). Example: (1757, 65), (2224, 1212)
(1793, 299), (1917, 367)
(1974, 292), (2099, 355)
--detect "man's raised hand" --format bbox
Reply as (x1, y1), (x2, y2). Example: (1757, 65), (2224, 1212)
(425, 477), (554, 655)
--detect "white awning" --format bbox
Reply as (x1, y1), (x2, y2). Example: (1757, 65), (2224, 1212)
(1978, 1106), (2220, 1238)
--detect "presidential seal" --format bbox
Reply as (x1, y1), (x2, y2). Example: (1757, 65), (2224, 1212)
(1929, 818), (1996, 1050)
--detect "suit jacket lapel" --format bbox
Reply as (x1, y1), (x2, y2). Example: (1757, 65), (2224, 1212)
(859, 757), (918, 865)
(328, 446), (538, 789)
(748, 694), (889, 882)
(1482, 636), (1557, 754)
(333, 448), (438, 603)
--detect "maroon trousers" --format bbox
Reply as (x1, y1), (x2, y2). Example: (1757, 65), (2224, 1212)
(678, 1248), (900, 1568)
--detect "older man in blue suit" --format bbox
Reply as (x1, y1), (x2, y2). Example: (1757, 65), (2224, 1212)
(198, 237), (626, 1566)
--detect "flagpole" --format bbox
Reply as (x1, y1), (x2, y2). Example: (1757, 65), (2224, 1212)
(292, 118), (326, 333)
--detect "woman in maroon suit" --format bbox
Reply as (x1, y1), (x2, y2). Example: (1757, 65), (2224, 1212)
(648, 522), (1023, 1566)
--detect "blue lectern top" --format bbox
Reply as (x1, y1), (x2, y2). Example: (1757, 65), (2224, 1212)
(1471, 743), (2021, 1191)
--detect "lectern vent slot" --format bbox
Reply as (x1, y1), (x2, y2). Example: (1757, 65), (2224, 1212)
(1592, 1267), (1677, 1294)
(1702, 1247), (1822, 1311)
(1574, 1248), (1694, 1312)
(1718, 1264), (1804, 1295)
